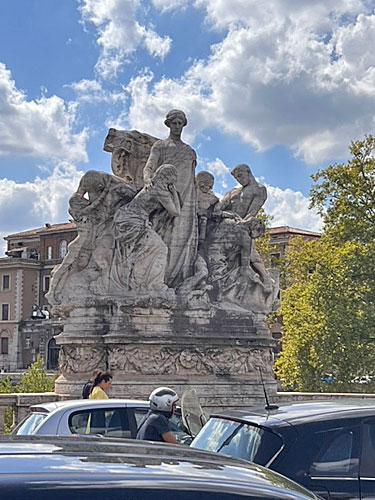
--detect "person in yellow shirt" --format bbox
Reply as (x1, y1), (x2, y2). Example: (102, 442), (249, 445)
(88, 371), (112, 399)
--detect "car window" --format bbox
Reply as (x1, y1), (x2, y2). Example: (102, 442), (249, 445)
(133, 408), (149, 428)
(191, 417), (283, 464)
(12, 413), (47, 435)
(360, 421), (375, 477)
(310, 429), (359, 477)
(132, 408), (192, 444)
(69, 408), (131, 438)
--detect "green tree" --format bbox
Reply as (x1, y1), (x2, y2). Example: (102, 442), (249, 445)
(0, 376), (12, 394)
(0, 358), (55, 434)
(310, 134), (375, 243)
(276, 136), (375, 391)
(275, 237), (375, 392)
(15, 356), (55, 393)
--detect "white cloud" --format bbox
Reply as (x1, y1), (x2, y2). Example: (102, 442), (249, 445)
(69, 79), (125, 103)
(265, 185), (323, 233)
(0, 63), (88, 162)
(124, 70), (213, 141)
(121, 1), (375, 164)
(196, 0), (371, 31)
(78, 0), (171, 79)
(0, 163), (83, 256)
(205, 157), (229, 177)
(151, 0), (191, 12)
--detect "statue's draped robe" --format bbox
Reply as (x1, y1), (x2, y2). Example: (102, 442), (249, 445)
(144, 139), (198, 286)
(110, 202), (169, 293)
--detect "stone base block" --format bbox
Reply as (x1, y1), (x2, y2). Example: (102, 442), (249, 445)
(54, 303), (276, 413)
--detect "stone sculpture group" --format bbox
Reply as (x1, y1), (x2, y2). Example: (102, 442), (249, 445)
(47, 109), (277, 315)
(47, 109), (279, 405)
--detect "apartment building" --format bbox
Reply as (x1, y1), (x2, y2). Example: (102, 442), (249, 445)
(0, 222), (76, 370)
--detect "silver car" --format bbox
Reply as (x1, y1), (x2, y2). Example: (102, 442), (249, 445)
(12, 399), (191, 443)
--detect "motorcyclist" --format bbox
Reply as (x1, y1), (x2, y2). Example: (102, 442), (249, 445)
(136, 387), (179, 444)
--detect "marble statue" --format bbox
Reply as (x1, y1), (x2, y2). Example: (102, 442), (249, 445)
(144, 109), (198, 287)
(46, 170), (136, 306)
(103, 128), (157, 190)
(203, 217), (276, 311)
(196, 171), (219, 246)
(218, 163), (267, 220)
(47, 110), (277, 315)
(93, 164), (181, 295)
(49, 110), (279, 407)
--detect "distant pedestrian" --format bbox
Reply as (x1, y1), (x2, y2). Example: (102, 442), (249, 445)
(82, 369), (101, 399)
(136, 387), (179, 444)
(88, 371), (113, 399)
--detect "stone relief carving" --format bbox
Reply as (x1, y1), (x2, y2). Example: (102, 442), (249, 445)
(47, 109), (278, 315)
(108, 345), (274, 376)
(59, 345), (107, 374)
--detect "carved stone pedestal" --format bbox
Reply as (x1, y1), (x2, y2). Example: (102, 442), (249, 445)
(55, 301), (276, 413)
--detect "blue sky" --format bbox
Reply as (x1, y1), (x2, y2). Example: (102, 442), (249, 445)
(1, 0), (375, 255)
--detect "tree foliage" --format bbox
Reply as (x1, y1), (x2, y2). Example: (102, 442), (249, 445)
(310, 135), (375, 243)
(15, 357), (55, 393)
(276, 136), (375, 392)
(275, 238), (375, 391)
(0, 376), (12, 394)
(0, 358), (55, 433)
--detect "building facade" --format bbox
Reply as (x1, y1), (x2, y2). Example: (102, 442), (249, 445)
(0, 222), (76, 370)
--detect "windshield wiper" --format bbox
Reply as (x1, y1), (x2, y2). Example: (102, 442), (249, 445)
(217, 423), (242, 452)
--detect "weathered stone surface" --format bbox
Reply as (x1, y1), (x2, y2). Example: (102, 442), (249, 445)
(49, 110), (279, 410)
(104, 128), (157, 190)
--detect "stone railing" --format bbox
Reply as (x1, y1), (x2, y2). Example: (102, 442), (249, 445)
(1, 391), (375, 434)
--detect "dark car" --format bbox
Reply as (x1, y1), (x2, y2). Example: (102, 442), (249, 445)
(190, 400), (375, 500)
(0, 435), (320, 500)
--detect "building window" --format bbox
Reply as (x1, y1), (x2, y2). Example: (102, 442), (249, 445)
(1, 304), (9, 321)
(43, 275), (50, 292)
(46, 246), (52, 260)
(1, 337), (8, 355)
(2, 275), (10, 291)
(59, 240), (68, 259)
(25, 337), (31, 349)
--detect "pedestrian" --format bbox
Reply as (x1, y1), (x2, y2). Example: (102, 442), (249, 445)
(136, 386), (179, 444)
(82, 369), (102, 399)
(88, 371), (113, 399)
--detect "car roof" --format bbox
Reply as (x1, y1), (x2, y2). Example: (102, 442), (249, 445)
(211, 400), (375, 428)
(0, 435), (318, 499)
(30, 398), (150, 413)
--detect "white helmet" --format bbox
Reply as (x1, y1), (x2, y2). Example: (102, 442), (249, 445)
(149, 387), (178, 412)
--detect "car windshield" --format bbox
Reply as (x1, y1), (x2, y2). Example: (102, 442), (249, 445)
(12, 412), (48, 435)
(191, 417), (283, 465)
